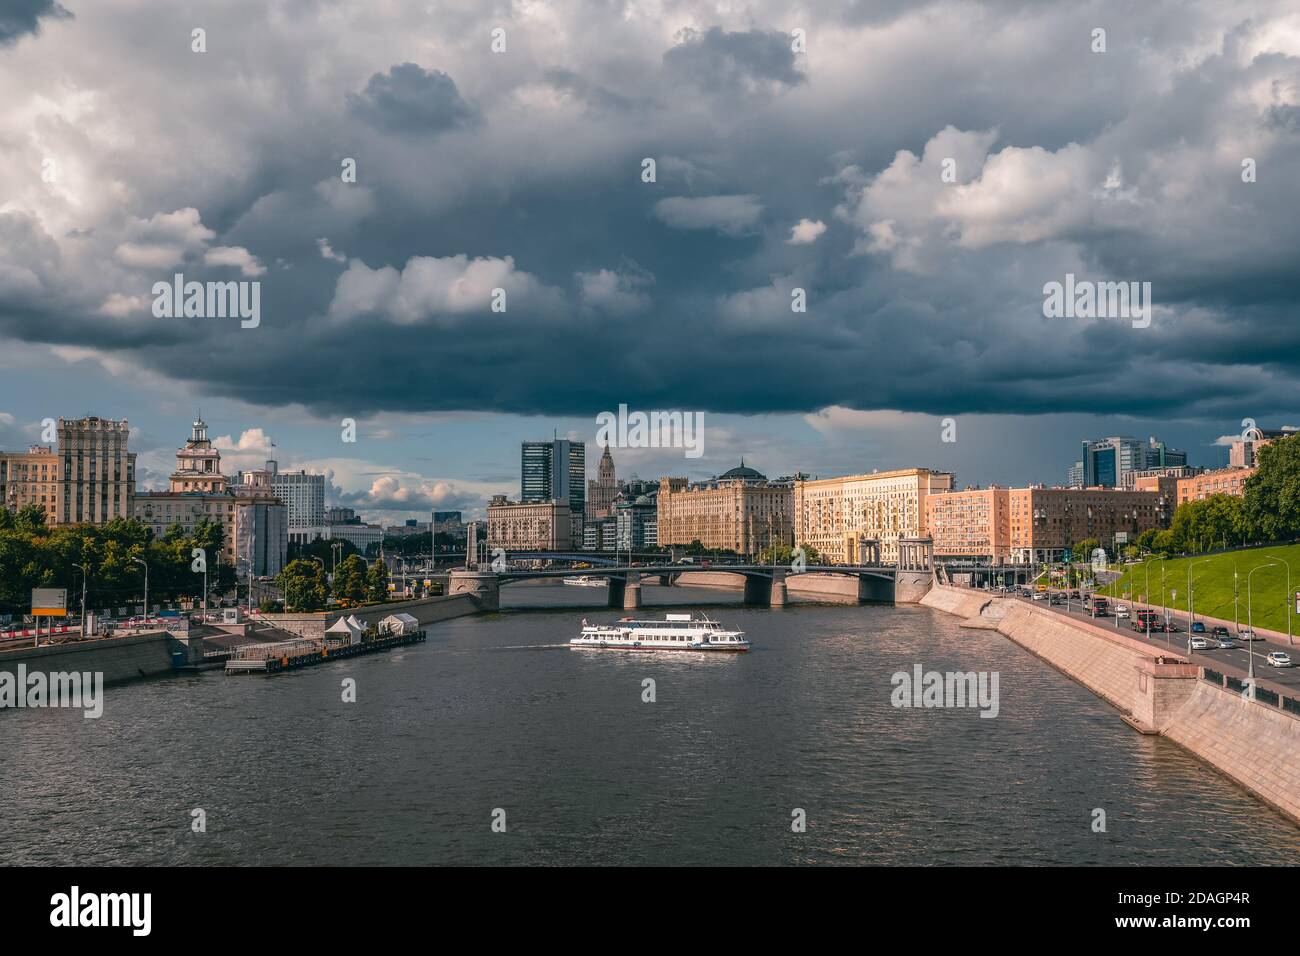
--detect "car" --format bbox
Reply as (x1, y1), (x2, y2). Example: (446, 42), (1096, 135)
(1216, 638), (1239, 649)
(1032, 592), (1047, 601)
(1115, 605), (1130, 619)
(1266, 651), (1293, 667)
(1190, 636), (1211, 650)
(1239, 628), (1263, 641)
(1211, 626), (1230, 639)
(1191, 621), (1206, 634)
(1165, 621), (1182, 633)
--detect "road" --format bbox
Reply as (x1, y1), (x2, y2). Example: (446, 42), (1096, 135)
(1006, 592), (1300, 701)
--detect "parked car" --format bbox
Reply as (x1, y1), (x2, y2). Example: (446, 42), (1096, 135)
(1266, 651), (1293, 668)
(1190, 636), (1211, 650)
(1190, 621), (1206, 634)
(1239, 628), (1263, 641)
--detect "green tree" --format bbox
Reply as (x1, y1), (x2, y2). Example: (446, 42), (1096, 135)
(276, 559), (328, 612)
(366, 558), (390, 603)
(336, 554), (369, 603)
(1243, 434), (1300, 542)
(1073, 538), (1102, 563)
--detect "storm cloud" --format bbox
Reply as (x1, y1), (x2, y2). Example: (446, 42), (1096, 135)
(1, 0), (1299, 434)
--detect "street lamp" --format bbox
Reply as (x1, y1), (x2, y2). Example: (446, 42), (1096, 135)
(130, 555), (148, 624)
(1247, 561), (1282, 686)
(1270, 554), (1293, 647)
(72, 562), (88, 639)
(1186, 557), (1212, 658)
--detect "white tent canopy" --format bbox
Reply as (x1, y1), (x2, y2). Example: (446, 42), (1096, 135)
(326, 616), (365, 645)
(380, 613), (420, 635)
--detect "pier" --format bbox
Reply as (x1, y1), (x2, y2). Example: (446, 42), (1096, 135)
(223, 628), (427, 674)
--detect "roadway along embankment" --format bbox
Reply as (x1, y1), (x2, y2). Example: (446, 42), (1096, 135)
(922, 584), (1300, 826)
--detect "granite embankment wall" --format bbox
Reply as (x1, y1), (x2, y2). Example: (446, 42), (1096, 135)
(922, 584), (1300, 825)
(0, 632), (175, 686)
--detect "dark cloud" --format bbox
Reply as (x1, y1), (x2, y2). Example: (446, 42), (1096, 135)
(346, 63), (479, 136)
(663, 27), (805, 93)
(0, 0), (69, 46)
(3, 0), (1300, 439)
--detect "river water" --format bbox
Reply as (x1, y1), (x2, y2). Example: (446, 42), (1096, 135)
(3, 582), (1297, 865)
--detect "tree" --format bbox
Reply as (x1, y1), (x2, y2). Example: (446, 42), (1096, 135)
(336, 554), (369, 603)
(1073, 538), (1102, 563)
(1243, 433), (1300, 542)
(366, 558), (390, 603)
(277, 559), (328, 612)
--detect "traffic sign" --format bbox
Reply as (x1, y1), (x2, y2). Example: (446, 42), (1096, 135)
(32, 588), (67, 616)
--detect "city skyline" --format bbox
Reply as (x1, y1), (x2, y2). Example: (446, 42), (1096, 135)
(0, 394), (1280, 525)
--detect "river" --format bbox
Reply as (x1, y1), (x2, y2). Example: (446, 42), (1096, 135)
(3, 582), (1297, 865)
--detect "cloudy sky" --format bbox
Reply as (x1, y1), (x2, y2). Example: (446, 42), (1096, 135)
(2, 0), (1298, 521)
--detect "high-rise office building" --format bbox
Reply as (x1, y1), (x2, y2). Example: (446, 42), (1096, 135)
(271, 466), (326, 543)
(521, 438), (585, 541)
(1077, 435), (1187, 489)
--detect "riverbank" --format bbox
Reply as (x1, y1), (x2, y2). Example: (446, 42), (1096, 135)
(922, 584), (1300, 825)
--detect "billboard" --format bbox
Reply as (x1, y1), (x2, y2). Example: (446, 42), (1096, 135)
(32, 588), (68, 616)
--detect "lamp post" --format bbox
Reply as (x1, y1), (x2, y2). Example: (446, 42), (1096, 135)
(1270, 554), (1293, 647)
(1246, 561), (1281, 685)
(1187, 557), (1212, 657)
(73, 562), (88, 639)
(131, 555), (148, 625)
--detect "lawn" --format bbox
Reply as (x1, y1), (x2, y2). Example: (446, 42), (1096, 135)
(1099, 543), (1300, 635)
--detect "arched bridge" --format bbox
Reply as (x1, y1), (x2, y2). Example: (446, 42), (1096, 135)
(447, 539), (936, 611)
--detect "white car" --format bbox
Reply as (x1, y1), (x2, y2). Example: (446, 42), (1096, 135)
(1239, 628), (1263, 641)
(1190, 636), (1211, 650)
(1266, 651), (1293, 668)
(1114, 604), (1130, 619)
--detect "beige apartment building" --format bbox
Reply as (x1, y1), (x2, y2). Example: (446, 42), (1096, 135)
(486, 496), (573, 551)
(655, 463), (793, 556)
(927, 485), (1172, 563)
(1177, 467), (1255, 505)
(57, 417), (136, 524)
(0, 445), (60, 518)
(0, 417), (136, 524)
(793, 468), (954, 564)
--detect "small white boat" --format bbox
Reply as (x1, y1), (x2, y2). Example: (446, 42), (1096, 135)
(563, 575), (607, 588)
(571, 613), (749, 652)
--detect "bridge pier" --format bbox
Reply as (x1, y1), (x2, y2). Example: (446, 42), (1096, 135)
(743, 574), (771, 606)
(607, 573), (642, 610)
(770, 568), (788, 607)
(448, 569), (500, 611)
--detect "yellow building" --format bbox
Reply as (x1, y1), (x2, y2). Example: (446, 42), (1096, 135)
(486, 496), (573, 551)
(794, 468), (954, 564)
(656, 463), (793, 556)
(0, 445), (60, 518)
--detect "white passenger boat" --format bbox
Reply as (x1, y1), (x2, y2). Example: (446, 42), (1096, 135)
(563, 575), (607, 588)
(571, 613), (749, 652)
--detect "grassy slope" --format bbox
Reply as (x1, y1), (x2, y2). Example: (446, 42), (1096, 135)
(1100, 543), (1300, 634)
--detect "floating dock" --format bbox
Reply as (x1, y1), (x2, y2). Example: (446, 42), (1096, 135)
(224, 629), (427, 674)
